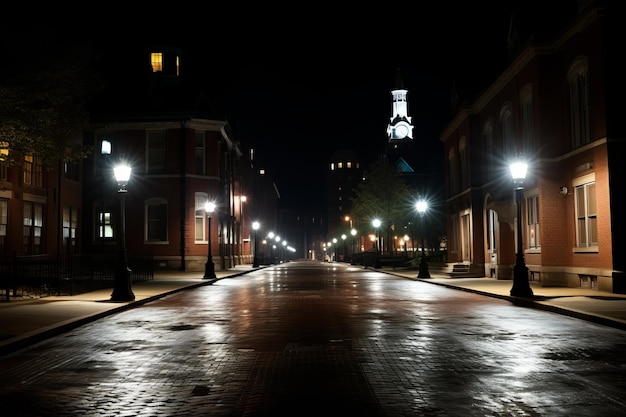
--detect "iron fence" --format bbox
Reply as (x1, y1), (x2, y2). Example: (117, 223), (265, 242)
(1, 253), (153, 301)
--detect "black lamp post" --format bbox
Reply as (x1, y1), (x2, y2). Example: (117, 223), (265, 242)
(204, 201), (216, 279)
(416, 199), (431, 278)
(110, 162), (135, 302)
(509, 158), (534, 297)
(373, 218), (381, 268)
(100, 140), (111, 250)
(252, 221), (260, 267)
(274, 235), (281, 264)
(267, 232), (275, 264)
(350, 228), (357, 263)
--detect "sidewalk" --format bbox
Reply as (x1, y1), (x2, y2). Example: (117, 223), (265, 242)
(1, 263), (625, 355)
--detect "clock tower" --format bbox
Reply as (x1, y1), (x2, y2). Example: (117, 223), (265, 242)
(386, 67), (414, 141)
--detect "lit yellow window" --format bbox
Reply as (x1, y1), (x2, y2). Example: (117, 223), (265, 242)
(151, 53), (163, 72)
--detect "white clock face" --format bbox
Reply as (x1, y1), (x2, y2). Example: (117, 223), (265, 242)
(395, 124), (408, 139)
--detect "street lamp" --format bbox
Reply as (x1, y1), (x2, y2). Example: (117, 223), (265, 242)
(204, 201), (217, 279)
(372, 218), (381, 268)
(350, 228), (357, 262)
(110, 162), (135, 301)
(341, 234), (347, 261)
(100, 140), (111, 250)
(274, 235), (281, 263)
(509, 158), (534, 297)
(252, 221), (260, 268)
(416, 200), (431, 278)
(403, 234), (409, 255)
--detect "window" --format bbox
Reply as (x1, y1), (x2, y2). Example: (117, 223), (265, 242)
(459, 137), (468, 191)
(448, 147), (458, 196)
(34, 156), (43, 186)
(526, 193), (540, 249)
(0, 161), (7, 181)
(195, 132), (206, 175)
(574, 174), (597, 249)
(146, 198), (168, 242)
(195, 193), (208, 242)
(520, 84), (534, 157)
(151, 53), (163, 72)
(486, 208), (498, 258)
(147, 131), (167, 174)
(500, 103), (514, 157)
(97, 205), (113, 239)
(23, 201), (43, 254)
(62, 206), (78, 254)
(65, 160), (80, 181)
(483, 121), (494, 181)
(568, 57), (590, 149)
(23, 155), (32, 185)
(23, 155), (44, 187)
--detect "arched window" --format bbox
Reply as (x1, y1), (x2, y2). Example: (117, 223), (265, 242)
(500, 103), (514, 157)
(482, 120), (494, 181)
(448, 147), (458, 196)
(459, 137), (468, 191)
(520, 83), (534, 157)
(568, 56), (590, 149)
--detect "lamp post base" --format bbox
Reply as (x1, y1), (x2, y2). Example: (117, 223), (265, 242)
(204, 261), (216, 279)
(417, 258), (430, 278)
(111, 255), (135, 301)
(510, 262), (533, 297)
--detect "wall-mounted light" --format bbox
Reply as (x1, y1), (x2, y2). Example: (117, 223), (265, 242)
(559, 187), (568, 196)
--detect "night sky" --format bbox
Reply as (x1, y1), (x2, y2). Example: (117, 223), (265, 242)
(2, 1), (579, 212)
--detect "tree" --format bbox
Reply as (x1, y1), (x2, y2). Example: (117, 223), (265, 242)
(350, 160), (415, 255)
(0, 40), (101, 168)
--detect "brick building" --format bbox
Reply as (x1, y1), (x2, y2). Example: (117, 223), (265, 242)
(441, 1), (626, 292)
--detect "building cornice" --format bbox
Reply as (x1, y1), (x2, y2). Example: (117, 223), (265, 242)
(100, 119), (227, 132)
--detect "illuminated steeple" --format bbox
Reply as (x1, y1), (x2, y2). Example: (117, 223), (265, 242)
(386, 67), (414, 141)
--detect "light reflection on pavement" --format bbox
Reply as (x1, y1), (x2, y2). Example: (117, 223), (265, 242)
(0, 261), (625, 416)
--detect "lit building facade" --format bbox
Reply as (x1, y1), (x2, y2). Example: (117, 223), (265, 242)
(441, 2), (626, 292)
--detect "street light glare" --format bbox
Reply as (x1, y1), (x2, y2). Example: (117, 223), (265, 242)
(113, 164), (131, 182)
(509, 160), (528, 180)
(205, 201), (216, 213)
(416, 200), (427, 213)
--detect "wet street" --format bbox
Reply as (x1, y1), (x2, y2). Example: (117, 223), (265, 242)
(1, 260), (625, 416)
